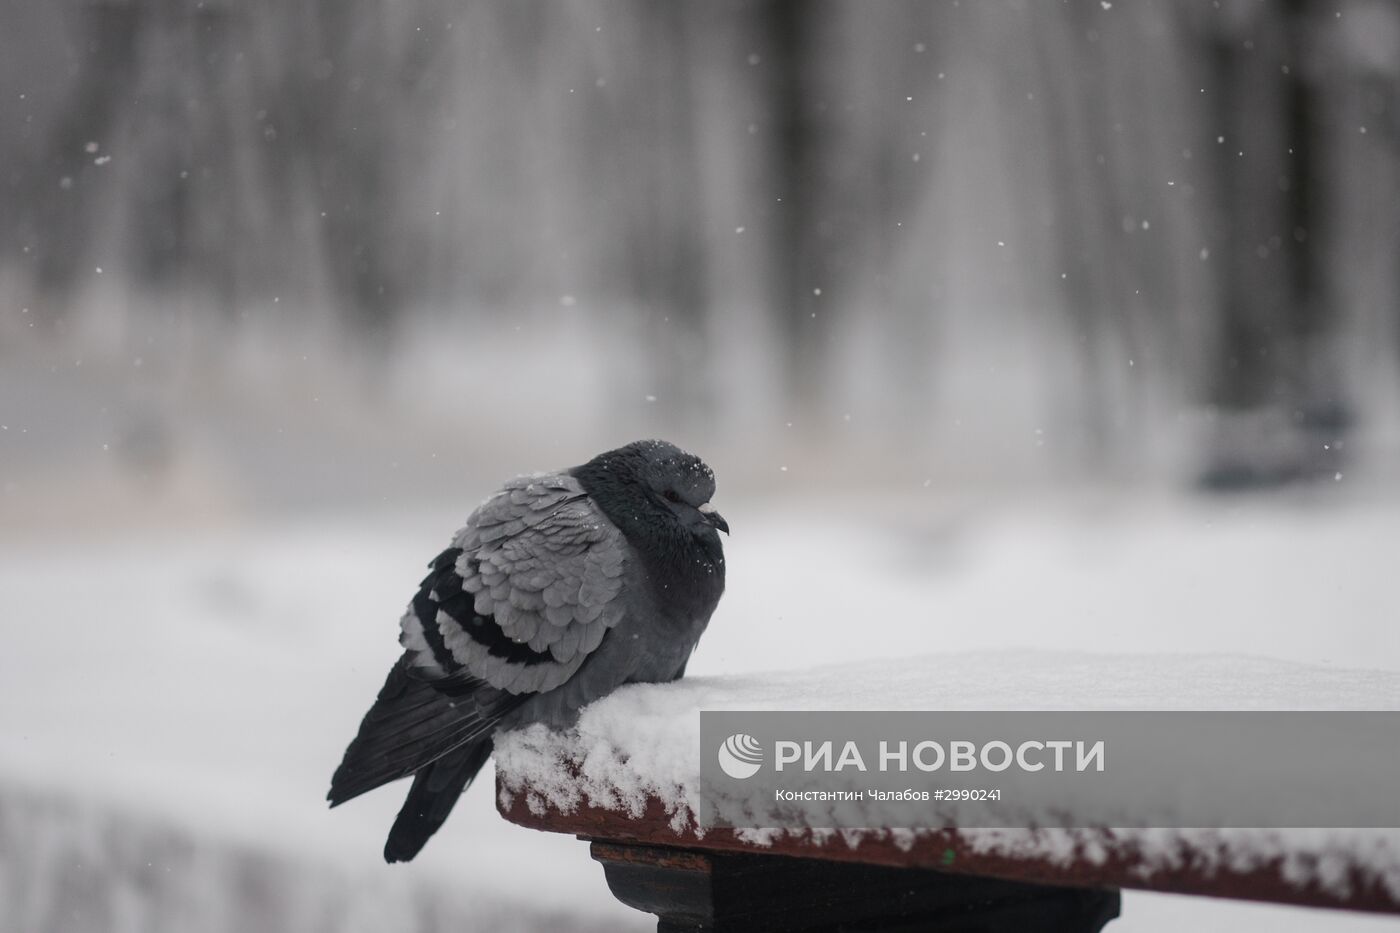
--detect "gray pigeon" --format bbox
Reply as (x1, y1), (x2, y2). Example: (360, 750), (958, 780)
(328, 440), (728, 862)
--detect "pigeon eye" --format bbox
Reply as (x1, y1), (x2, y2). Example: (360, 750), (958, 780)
(664, 489), (681, 504)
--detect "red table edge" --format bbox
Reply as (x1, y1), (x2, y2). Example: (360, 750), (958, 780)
(496, 777), (1400, 915)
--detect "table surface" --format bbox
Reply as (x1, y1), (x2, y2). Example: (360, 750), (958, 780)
(493, 652), (1400, 915)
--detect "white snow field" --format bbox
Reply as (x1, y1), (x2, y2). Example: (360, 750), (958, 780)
(2, 492), (1399, 931)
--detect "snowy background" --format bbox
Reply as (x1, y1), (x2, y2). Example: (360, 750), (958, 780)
(3, 1), (1400, 931)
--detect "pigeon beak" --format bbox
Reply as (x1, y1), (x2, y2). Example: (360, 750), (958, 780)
(698, 502), (730, 535)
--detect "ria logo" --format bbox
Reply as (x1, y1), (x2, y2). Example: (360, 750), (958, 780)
(717, 733), (764, 779)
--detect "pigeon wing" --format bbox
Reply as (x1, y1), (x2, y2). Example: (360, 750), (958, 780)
(399, 473), (630, 695)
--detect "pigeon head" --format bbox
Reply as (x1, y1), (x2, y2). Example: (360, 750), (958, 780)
(573, 440), (729, 541)
(637, 441), (730, 537)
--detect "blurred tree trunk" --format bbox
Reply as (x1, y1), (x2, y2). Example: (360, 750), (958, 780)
(299, 0), (408, 339)
(30, 1), (141, 321)
(1198, 0), (1348, 488)
(633, 0), (710, 421)
(765, 0), (831, 414)
(1030, 2), (1124, 465)
(862, 2), (943, 429)
(31, 1), (260, 324)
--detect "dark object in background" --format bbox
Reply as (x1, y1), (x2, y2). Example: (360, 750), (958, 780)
(1196, 0), (1354, 491)
(327, 440), (728, 863)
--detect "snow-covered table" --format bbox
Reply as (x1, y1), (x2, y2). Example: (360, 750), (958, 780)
(495, 652), (1400, 931)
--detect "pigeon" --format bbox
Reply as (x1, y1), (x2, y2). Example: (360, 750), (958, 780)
(327, 439), (728, 863)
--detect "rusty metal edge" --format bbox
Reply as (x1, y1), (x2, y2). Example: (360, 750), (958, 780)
(497, 776), (1400, 915)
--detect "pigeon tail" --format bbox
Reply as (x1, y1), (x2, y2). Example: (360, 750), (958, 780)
(328, 655), (518, 808)
(383, 738), (494, 863)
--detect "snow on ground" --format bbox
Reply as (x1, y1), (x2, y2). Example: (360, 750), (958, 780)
(2, 491), (1398, 930)
(700, 490), (1400, 678)
(0, 514), (647, 933)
